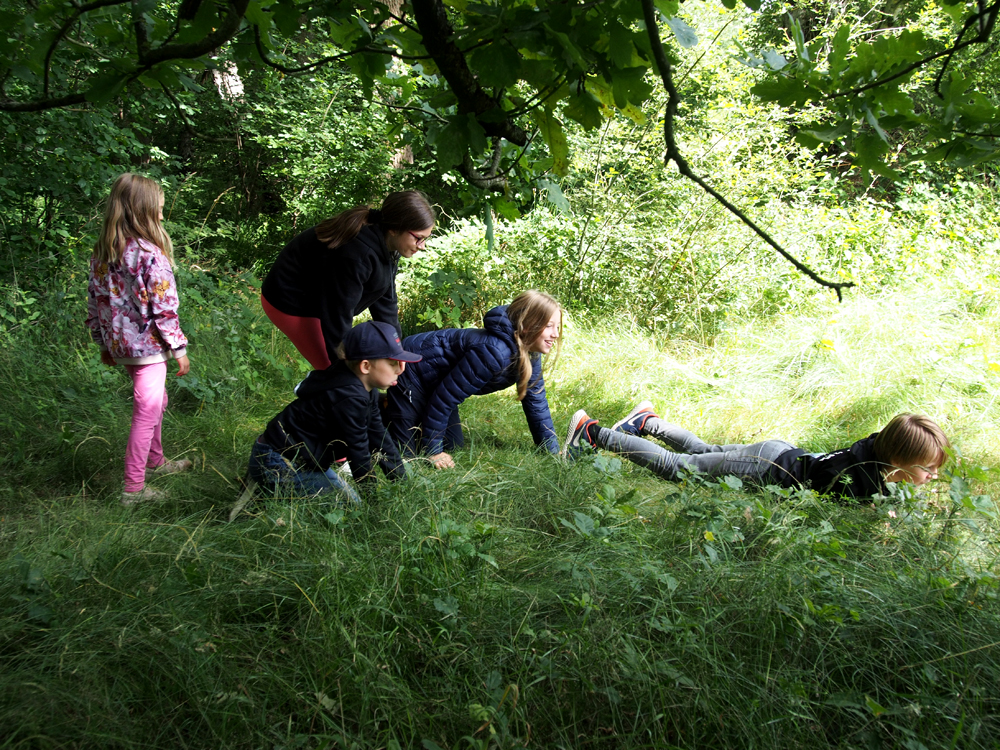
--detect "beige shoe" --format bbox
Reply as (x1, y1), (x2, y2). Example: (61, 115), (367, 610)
(228, 478), (260, 522)
(121, 486), (168, 506)
(146, 458), (194, 478)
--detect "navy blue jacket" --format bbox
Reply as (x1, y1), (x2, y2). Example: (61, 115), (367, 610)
(389, 305), (559, 456)
(259, 360), (406, 487)
(261, 225), (400, 364)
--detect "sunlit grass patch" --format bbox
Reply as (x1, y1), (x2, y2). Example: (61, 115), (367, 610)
(2, 264), (1000, 747)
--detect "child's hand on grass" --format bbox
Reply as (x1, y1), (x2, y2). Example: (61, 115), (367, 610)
(429, 452), (454, 469)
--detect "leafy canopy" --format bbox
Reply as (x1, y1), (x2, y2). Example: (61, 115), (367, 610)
(4, 0), (997, 184)
(1, 0), (998, 291)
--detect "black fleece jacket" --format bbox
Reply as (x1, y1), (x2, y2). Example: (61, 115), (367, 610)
(261, 225), (400, 364)
(770, 434), (888, 500)
(259, 361), (406, 487)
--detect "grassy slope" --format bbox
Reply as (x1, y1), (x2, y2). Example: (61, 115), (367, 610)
(1, 273), (1000, 749)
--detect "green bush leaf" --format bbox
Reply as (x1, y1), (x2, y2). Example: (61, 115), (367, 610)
(665, 17), (698, 49)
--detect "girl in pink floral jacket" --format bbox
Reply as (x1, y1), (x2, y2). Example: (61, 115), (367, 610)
(86, 174), (193, 505)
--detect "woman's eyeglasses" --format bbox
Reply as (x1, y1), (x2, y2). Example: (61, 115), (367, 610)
(408, 231), (431, 247)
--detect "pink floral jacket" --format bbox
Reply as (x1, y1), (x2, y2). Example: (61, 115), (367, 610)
(86, 238), (188, 365)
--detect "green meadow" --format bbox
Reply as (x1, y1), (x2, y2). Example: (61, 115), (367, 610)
(4, 0), (1000, 745)
(3, 251), (1000, 748)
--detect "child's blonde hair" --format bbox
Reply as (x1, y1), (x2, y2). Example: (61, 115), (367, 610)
(873, 413), (950, 469)
(507, 289), (563, 401)
(94, 173), (173, 265)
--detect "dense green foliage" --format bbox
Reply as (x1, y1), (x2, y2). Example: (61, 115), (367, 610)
(2, 0), (998, 204)
(2, 2), (1000, 748)
(3, 263), (1000, 747)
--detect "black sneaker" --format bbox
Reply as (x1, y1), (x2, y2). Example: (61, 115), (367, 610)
(610, 400), (657, 436)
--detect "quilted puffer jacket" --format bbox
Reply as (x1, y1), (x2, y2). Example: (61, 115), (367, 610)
(391, 305), (559, 456)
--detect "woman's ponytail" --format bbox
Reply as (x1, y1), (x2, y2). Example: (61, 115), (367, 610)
(316, 191), (435, 249)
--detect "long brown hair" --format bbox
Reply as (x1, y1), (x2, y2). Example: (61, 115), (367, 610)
(507, 290), (563, 400)
(315, 190), (435, 249)
(94, 173), (173, 264)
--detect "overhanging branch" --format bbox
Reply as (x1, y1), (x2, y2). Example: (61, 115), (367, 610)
(459, 139), (506, 192)
(411, 0), (527, 146)
(2, 0), (251, 112)
(252, 26), (433, 74)
(818, 0), (1000, 103)
(139, 0), (250, 67)
(639, 0), (852, 300)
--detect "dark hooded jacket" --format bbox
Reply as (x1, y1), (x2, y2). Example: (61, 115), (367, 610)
(387, 305), (559, 456)
(261, 225), (400, 364)
(770, 434), (888, 500)
(259, 360), (406, 487)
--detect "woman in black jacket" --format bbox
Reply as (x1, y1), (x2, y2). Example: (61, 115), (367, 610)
(261, 191), (435, 370)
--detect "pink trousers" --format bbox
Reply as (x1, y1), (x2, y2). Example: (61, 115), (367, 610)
(123, 362), (168, 492)
(261, 294), (331, 370)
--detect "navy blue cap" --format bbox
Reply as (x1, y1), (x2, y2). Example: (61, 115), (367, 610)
(343, 321), (422, 363)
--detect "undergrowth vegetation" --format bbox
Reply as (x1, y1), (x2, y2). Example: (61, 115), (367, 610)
(3, 4), (1000, 744)
(2, 245), (1000, 747)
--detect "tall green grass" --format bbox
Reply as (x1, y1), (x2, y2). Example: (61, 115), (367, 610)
(2, 262), (1000, 748)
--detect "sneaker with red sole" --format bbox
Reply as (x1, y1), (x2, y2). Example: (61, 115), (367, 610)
(562, 409), (599, 460)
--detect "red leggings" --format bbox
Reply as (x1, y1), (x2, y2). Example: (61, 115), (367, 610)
(261, 294), (331, 370)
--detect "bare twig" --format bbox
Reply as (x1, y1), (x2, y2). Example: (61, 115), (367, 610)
(639, 0), (852, 299)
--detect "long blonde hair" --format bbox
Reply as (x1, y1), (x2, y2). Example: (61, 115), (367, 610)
(94, 173), (173, 265)
(506, 290), (563, 400)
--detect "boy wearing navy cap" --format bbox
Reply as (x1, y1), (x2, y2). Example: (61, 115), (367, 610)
(246, 321), (422, 503)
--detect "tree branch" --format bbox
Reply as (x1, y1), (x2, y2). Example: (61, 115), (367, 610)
(410, 0), (527, 146)
(2, 0), (250, 112)
(459, 139), (507, 192)
(933, 0), (999, 96)
(505, 77), (567, 119)
(639, 0), (852, 300)
(381, 100), (449, 123)
(819, 0), (1000, 104)
(43, 0), (128, 97)
(132, 0), (151, 60)
(139, 0), (250, 67)
(0, 93), (89, 112)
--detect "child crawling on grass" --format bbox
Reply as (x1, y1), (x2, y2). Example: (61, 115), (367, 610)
(562, 403), (949, 499)
(246, 321), (421, 504)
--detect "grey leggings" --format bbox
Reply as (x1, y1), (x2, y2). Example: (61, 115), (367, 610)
(595, 415), (793, 483)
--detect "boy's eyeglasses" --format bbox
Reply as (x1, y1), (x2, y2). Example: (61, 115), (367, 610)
(408, 231), (431, 246)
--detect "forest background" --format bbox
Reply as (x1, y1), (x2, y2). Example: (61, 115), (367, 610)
(3, 0), (1000, 747)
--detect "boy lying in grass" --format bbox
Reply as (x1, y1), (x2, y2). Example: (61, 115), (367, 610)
(563, 404), (949, 499)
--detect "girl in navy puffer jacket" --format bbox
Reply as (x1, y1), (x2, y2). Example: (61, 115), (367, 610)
(384, 290), (562, 468)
